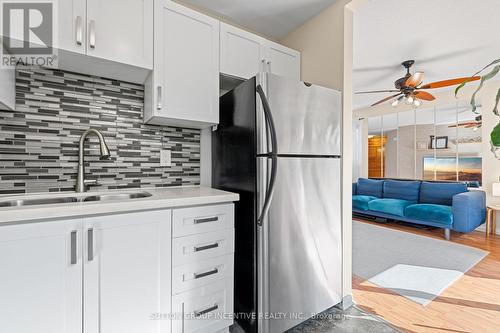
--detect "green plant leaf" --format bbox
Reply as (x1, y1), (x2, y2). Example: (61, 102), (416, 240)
(491, 122), (500, 147)
(470, 65), (500, 113)
(494, 88), (500, 116)
(455, 58), (500, 97)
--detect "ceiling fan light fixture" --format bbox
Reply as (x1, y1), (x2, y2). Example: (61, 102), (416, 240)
(406, 96), (414, 105)
(413, 99), (422, 107)
(391, 99), (399, 107)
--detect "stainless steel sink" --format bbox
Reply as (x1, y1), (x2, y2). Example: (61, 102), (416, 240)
(82, 192), (152, 202)
(0, 196), (78, 207)
(0, 192), (152, 207)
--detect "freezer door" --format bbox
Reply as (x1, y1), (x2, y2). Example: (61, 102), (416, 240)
(258, 157), (342, 333)
(258, 73), (342, 156)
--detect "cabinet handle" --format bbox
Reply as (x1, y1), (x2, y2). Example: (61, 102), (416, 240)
(89, 20), (96, 49)
(194, 242), (219, 252)
(157, 86), (162, 110)
(70, 230), (77, 265)
(194, 268), (219, 279)
(267, 60), (272, 72)
(194, 216), (218, 224)
(87, 228), (94, 261)
(194, 304), (219, 317)
(75, 16), (83, 46)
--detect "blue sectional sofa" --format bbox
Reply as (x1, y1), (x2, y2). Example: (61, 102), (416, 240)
(352, 178), (486, 239)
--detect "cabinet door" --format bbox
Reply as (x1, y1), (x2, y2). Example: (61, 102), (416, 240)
(220, 22), (264, 79)
(83, 210), (171, 333)
(0, 220), (83, 333)
(264, 41), (301, 80)
(155, 0), (220, 125)
(86, 0), (153, 68)
(57, 0), (86, 53)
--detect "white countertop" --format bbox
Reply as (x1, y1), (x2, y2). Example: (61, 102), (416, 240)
(0, 186), (239, 225)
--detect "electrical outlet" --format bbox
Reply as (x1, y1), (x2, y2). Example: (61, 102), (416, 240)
(160, 150), (171, 167)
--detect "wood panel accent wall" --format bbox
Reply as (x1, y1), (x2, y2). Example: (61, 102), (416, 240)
(368, 136), (387, 178)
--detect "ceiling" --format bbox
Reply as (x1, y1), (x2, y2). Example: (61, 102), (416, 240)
(177, 0), (338, 39)
(353, 0), (500, 111)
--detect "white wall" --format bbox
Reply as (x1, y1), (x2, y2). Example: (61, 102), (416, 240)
(479, 83), (500, 234)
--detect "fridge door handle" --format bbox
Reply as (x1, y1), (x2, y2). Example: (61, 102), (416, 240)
(256, 85), (278, 226)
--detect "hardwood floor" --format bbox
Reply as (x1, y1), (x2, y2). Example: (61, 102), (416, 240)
(352, 218), (500, 333)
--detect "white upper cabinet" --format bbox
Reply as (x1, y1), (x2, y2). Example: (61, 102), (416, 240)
(0, 220), (83, 333)
(86, 0), (153, 68)
(57, 0), (153, 69)
(83, 210), (171, 333)
(220, 23), (301, 81)
(0, 66), (15, 110)
(220, 23), (265, 79)
(57, 0), (87, 54)
(145, 0), (220, 128)
(264, 40), (301, 80)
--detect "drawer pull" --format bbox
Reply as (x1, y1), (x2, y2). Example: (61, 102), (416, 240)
(194, 242), (219, 252)
(194, 216), (219, 224)
(194, 304), (219, 317)
(70, 230), (77, 265)
(194, 268), (219, 279)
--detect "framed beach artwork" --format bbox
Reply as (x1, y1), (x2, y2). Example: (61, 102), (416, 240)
(423, 156), (482, 185)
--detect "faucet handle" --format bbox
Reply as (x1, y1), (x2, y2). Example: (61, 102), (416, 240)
(84, 179), (101, 187)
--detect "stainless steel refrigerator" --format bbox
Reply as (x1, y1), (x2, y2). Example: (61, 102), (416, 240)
(213, 73), (342, 333)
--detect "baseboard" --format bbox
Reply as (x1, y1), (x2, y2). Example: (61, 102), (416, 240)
(335, 295), (354, 310)
(475, 224), (500, 235)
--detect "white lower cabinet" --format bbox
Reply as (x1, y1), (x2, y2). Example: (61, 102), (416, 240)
(171, 204), (235, 333)
(0, 219), (83, 333)
(0, 203), (234, 333)
(172, 280), (234, 333)
(83, 210), (172, 333)
(172, 254), (234, 295)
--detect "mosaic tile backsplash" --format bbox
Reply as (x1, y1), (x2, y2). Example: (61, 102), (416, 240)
(0, 68), (200, 195)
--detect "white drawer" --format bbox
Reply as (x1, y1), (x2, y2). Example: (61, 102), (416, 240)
(173, 204), (234, 238)
(172, 280), (233, 333)
(172, 228), (234, 266)
(172, 254), (234, 295)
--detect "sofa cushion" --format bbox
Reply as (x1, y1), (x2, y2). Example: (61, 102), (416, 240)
(405, 204), (453, 226)
(383, 180), (421, 202)
(368, 198), (413, 217)
(357, 178), (384, 198)
(419, 182), (468, 206)
(353, 195), (377, 211)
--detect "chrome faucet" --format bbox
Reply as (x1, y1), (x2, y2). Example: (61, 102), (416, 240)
(76, 129), (111, 193)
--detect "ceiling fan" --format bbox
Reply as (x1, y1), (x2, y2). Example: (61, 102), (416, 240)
(356, 60), (480, 107)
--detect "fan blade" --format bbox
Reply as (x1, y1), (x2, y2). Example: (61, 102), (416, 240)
(371, 93), (402, 107)
(448, 121), (481, 128)
(419, 76), (480, 89)
(355, 89), (400, 94)
(405, 71), (424, 87)
(414, 91), (436, 101)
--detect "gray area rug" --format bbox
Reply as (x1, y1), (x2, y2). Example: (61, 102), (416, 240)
(353, 220), (488, 306)
(230, 306), (400, 333)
